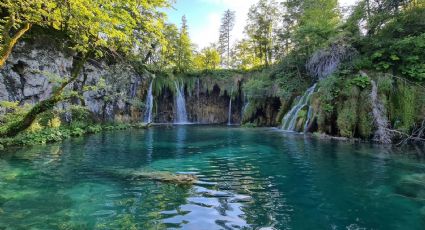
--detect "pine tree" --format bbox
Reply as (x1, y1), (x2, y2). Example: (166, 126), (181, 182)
(218, 9), (236, 68)
(176, 15), (193, 72)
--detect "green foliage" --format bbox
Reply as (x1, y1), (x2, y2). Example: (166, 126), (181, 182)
(193, 46), (221, 70)
(245, 0), (280, 66)
(393, 82), (416, 132)
(231, 39), (262, 70)
(337, 86), (360, 138)
(292, 0), (340, 57)
(0, 102), (32, 134)
(360, 7), (425, 81)
(348, 75), (371, 89)
(243, 77), (272, 99)
(176, 16), (194, 73)
(242, 122), (257, 128)
(0, 122), (148, 148)
(357, 90), (373, 138)
(66, 105), (91, 123)
(86, 125), (102, 134)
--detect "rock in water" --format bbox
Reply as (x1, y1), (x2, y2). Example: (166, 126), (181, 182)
(113, 169), (197, 185)
(395, 173), (425, 199)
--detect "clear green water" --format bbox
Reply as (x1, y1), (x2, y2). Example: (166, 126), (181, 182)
(1, 126), (425, 230)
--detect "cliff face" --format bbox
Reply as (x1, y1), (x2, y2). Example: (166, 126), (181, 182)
(0, 38), (282, 126)
(153, 82), (244, 124)
(0, 38), (146, 122)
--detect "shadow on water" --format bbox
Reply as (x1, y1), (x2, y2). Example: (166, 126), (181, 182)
(0, 126), (425, 229)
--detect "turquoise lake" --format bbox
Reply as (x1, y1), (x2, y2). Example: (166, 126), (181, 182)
(0, 126), (424, 229)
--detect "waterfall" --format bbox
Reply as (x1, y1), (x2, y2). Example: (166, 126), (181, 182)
(370, 80), (392, 144)
(241, 97), (249, 123)
(303, 104), (314, 132)
(197, 78), (200, 123)
(143, 81), (154, 123)
(227, 99), (232, 125)
(174, 81), (189, 124)
(281, 84), (317, 132)
(227, 88), (233, 125)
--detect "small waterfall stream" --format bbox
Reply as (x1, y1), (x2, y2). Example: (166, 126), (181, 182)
(174, 81), (189, 124)
(303, 103), (314, 132)
(281, 84), (317, 131)
(227, 88), (233, 126)
(370, 80), (392, 144)
(241, 96), (249, 123)
(143, 81), (154, 123)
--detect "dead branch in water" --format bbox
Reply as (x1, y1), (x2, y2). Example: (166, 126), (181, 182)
(395, 119), (425, 146)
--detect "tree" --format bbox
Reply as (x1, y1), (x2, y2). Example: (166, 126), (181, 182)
(293, 0), (340, 57)
(0, 0), (170, 137)
(176, 15), (193, 72)
(274, 0), (302, 58)
(231, 39), (262, 70)
(0, 0), (60, 68)
(158, 23), (180, 69)
(193, 46), (221, 70)
(245, 0), (280, 66)
(218, 9), (236, 68)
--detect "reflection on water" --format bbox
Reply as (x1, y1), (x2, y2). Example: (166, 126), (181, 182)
(0, 126), (424, 229)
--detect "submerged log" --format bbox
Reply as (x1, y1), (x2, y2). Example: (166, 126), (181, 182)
(113, 169), (197, 185)
(131, 171), (197, 184)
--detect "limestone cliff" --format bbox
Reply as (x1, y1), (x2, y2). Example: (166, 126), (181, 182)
(0, 37), (146, 122)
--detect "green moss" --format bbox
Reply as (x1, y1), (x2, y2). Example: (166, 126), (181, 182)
(337, 86), (360, 138)
(392, 82), (416, 132)
(357, 90), (373, 138)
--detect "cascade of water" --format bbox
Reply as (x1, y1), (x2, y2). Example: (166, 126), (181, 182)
(241, 96), (249, 123)
(174, 81), (188, 124)
(197, 78), (200, 123)
(281, 84), (317, 131)
(197, 78), (200, 99)
(370, 80), (392, 144)
(143, 81), (154, 123)
(303, 104), (314, 132)
(143, 81), (153, 124)
(227, 88), (233, 125)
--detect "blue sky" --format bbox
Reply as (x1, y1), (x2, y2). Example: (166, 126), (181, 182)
(164, 0), (358, 50)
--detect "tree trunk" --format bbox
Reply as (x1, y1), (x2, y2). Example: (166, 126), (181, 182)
(0, 22), (31, 69)
(0, 52), (90, 138)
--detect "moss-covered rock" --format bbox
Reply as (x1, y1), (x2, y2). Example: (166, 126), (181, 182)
(113, 169), (198, 185)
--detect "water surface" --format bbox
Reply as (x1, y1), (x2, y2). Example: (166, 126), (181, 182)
(0, 126), (424, 229)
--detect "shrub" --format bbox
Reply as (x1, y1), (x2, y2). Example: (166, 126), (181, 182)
(87, 125), (102, 134)
(28, 121), (43, 133)
(48, 116), (61, 129)
(71, 128), (85, 137)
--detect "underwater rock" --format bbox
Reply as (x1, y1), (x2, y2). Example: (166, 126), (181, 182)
(115, 169), (198, 185)
(131, 171), (197, 185)
(395, 174), (425, 199)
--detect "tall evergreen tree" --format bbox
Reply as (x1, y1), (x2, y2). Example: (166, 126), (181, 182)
(218, 9), (236, 68)
(176, 15), (193, 72)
